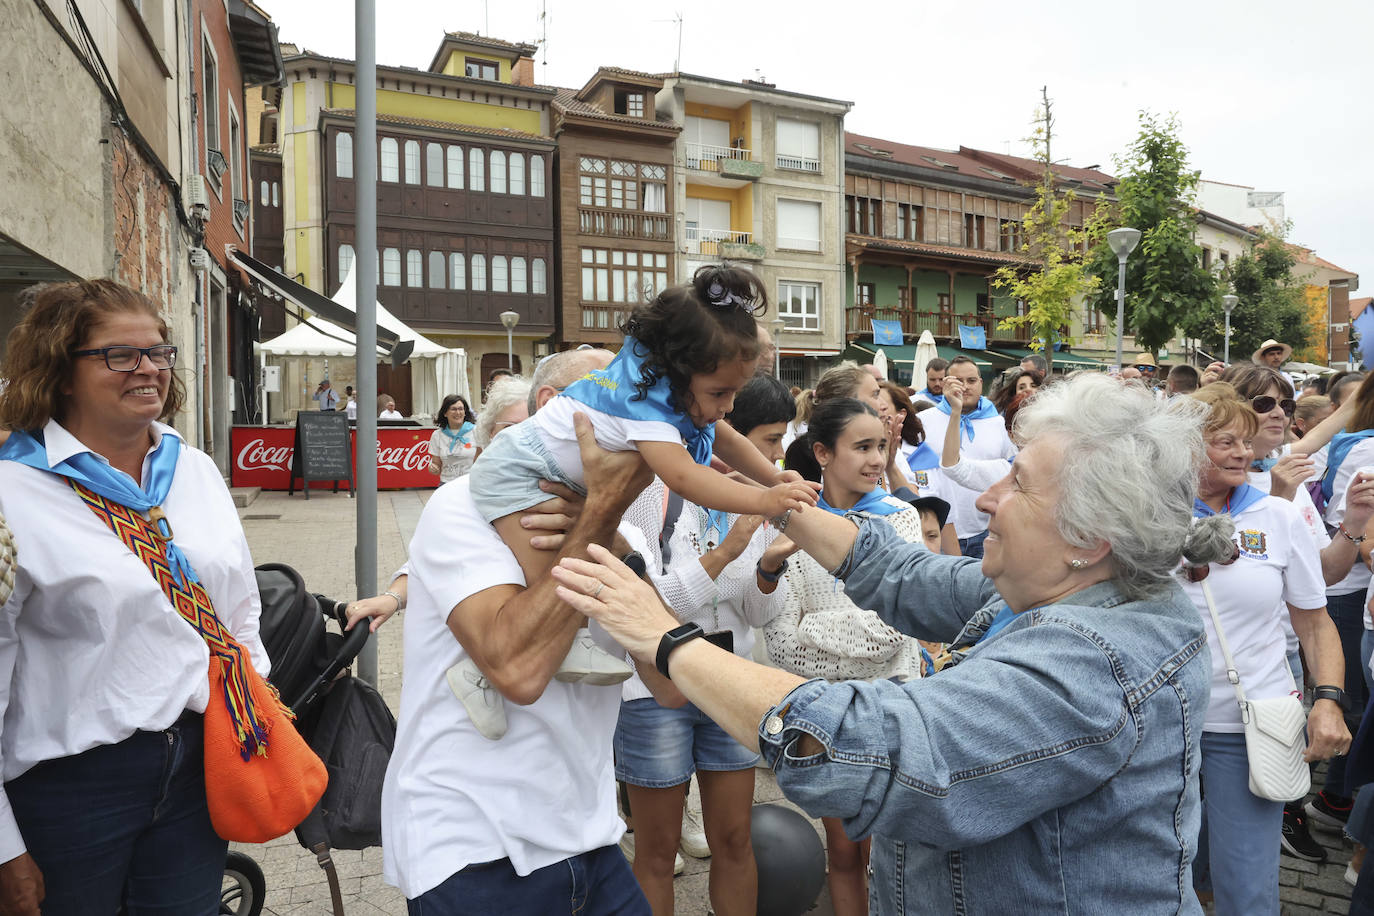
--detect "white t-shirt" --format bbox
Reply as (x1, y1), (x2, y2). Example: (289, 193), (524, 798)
(1250, 468), (1329, 655)
(531, 394), (689, 489)
(345, 398), (358, 421)
(1179, 495), (1326, 733)
(1323, 437), (1374, 598)
(381, 476), (626, 897)
(916, 407), (1016, 538)
(379, 409), (403, 420)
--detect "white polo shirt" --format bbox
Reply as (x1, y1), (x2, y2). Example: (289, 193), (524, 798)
(381, 476), (627, 898)
(916, 407), (1017, 538)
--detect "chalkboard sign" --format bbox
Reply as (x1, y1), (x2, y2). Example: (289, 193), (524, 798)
(289, 411), (355, 499)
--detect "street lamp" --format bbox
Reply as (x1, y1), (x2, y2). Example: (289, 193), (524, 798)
(1221, 294), (1238, 366)
(1107, 227), (1142, 371)
(770, 317), (785, 378)
(499, 310), (520, 371)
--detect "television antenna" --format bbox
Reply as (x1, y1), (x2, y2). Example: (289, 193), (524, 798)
(653, 12), (684, 71)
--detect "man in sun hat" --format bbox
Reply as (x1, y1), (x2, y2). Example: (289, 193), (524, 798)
(1131, 352), (1160, 389)
(1253, 338), (1296, 391)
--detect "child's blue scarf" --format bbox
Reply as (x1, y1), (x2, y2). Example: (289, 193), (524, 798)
(1193, 483), (1266, 519)
(561, 336), (715, 466)
(935, 397), (1000, 441)
(818, 486), (908, 517)
(1322, 430), (1374, 502)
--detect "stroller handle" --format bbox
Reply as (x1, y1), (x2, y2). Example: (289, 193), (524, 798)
(284, 595), (372, 713)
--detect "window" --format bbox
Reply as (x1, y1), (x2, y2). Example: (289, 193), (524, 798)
(846, 196), (881, 235)
(778, 281), (820, 331)
(532, 258), (546, 294)
(580, 174), (608, 208)
(449, 253), (466, 290)
(469, 148), (485, 191)
(380, 138), (399, 182)
(228, 106), (242, 217)
(897, 203), (923, 241)
(776, 118), (821, 172)
(406, 250), (422, 287)
(530, 155), (545, 196)
(465, 57), (499, 80)
(490, 150), (507, 194)
(471, 254), (487, 290)
(446, 146), (463, 189)
(426, 143), (443, 187)
(610, 176), (637, 210)
(338, 243), (355, 280)
(777, 199), (822, 252)
(1201, 246), (1213, 270)
(1219, 250), (1230, 267)
(201, 39), (219, 176)
(336, 131), (353, 178)
(511, 256), (527, 293)
(492, 255), (509, 292)
(404, 140), (420, 184)
(271, 182), (279, 207)
(428, 251), (445, 288)
(260, 180), (269, 206)
(857, 283), (875, 306)
(642, 181), (667, 213)
(509, 153), (525, 195)
(614, 90), (645, 117)
(580, 248), (668, 304)
(382, 248), (400, 286)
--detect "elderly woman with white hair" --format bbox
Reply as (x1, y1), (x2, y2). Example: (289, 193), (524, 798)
(550, 373), (1226, 914)
(474, 375), (533, 452)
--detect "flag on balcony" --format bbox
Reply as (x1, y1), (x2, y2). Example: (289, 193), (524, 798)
(871, 320), (903, 347)
(958, 325), (987, 350)
(1354, 303), (1374, 370)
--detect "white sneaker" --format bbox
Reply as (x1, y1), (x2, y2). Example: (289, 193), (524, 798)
(555, 629), (633, 686)
(445, 657), (508, 741)
(619, 830), (685, 875)
(680, 805), (710, 859)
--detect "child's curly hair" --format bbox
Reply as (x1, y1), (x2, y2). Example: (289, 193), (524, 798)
(621, 264), (766, 414)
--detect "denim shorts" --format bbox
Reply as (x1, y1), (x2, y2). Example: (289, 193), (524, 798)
(614, 697), (759, 788)
(469, 420), (583, 523)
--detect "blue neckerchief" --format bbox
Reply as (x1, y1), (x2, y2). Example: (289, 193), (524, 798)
(1322, 430), (1374, 501)
(977, 602), (1019, 643)
(441, 420), (474, 446)
(1251, 456), (1277, 472)
(906, 441), (940, 473)
(916, 388), (944, 405)
(704, 508), (730, 546)
(935, 397), (999, 441)
(1193, 483), (1267, 519)
(0, 428), (197, 587)
(561, 336), (715, 466)
(817, 486), (908, 517)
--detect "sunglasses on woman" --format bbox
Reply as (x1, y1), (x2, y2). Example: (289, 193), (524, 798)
(1251, 395), (1296, 417)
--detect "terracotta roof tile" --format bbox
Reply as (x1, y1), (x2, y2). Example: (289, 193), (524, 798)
(250, 143), (280, 155)
(319, 108), (551, 142)
(442, 31), (539, 55)
(846, 132), (1116, 190)
(552, 88), (680, 133)
(1351, 297), (1372, 322)
(849, 234), (1035, 267)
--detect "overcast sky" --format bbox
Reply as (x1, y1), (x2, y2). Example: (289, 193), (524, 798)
(266, 0), (1372, 292)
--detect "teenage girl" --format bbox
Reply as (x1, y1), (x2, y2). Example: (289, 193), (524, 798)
(454, 265), (817, 739)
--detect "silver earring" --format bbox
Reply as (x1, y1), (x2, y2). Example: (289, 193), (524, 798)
(1069, 558), (1088, 569)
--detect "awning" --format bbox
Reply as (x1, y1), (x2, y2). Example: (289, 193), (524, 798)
(986, 345), (1110, 370)
(846, 340), (995, 370)
(779, 347), (842, 357)
(227, 247), (404, 357)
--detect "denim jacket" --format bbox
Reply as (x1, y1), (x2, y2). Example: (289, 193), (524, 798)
(756, 519), (1210, 915)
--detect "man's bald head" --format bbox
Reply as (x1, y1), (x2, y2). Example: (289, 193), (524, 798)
(1119, 367), (1142, 381)
(755, 324), (776, 376)
(528, 348), (615, 413)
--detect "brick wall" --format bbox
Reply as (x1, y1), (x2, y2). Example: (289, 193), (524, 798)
(194, 0), (250, 273)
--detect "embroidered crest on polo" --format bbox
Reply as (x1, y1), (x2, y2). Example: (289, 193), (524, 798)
(1237, 529), (1269, 559)
(912, 470), (929, 488)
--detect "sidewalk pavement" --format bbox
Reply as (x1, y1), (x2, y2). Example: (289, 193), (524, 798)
(232, 488), (834, 916)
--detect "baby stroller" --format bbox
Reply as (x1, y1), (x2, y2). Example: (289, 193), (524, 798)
(220, 563), (393, 916)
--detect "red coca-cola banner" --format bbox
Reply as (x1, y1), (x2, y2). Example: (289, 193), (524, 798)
(231, 425), (438, 490)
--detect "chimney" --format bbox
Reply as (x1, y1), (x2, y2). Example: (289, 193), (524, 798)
(512, 56), (535, 86)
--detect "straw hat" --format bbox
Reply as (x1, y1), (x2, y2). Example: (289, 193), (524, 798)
(1252, 339), (1292, 363)
(1132, 352), (1158, 368)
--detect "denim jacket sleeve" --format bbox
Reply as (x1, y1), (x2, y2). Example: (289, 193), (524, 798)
(756, 616), (1138, 850)
(837, 517), (999, 642)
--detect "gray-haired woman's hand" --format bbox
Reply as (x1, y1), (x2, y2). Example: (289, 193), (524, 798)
(551, 543), (678, 664)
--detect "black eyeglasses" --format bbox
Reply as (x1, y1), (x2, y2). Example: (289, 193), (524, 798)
(73, 345), (177, 372)
(1251, 394), (1296, 417)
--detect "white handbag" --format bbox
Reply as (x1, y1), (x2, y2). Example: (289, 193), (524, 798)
(1198, 577), (1310, 802)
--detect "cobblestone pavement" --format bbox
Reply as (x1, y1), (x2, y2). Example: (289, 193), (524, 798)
(231, 488), (834, 916)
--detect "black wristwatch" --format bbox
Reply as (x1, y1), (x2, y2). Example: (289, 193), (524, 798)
(757, 559), (788, 583)
(622, 550), (647, 579)
(1313, 685), (1352, 713)
(656, 623), (706, 679)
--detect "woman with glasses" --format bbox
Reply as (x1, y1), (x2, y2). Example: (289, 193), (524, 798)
(0, 280), (270, 915)
(1184, 383), (1349, 915)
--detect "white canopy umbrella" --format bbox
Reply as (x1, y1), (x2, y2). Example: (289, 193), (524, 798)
(873, 348), (889, 381)
(912, 330), (940, 388)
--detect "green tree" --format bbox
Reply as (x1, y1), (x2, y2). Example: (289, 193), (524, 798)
(993, 90), (1101, 370)
(1183, 229), (1310, 360)
(1086, 112), (1218, 354)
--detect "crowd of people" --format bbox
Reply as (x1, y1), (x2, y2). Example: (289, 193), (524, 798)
(2, 273), (1373, 916)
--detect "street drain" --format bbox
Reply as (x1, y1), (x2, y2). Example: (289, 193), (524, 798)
(242, 513), (282, 520)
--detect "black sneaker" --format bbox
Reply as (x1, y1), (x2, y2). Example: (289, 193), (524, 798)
(1281, 805), (1328, 862)
(1305, 792), (1353, 830)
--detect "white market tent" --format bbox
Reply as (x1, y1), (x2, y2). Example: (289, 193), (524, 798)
(256, 266), (468, 418)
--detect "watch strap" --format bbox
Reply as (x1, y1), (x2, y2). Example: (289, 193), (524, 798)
(655, 623), (705, 679)
(1313, 684), (1351, 712)
(757, 558), (788, 583)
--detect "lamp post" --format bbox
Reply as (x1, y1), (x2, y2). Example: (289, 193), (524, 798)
(1221, 294), (1238, 366)
(1106, 228), (1142, 370)
(499, 310), (520, 371)
(770, 317), (785, 378)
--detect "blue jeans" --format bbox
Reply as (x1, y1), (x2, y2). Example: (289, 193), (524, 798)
(614, 697), (759, 787)
(408, 845), (649, 916)
(1322, 591), (1370, 797)
(958, 529), (989, 559)
(5, 711), (227, 915)
(1193, 731), (1282, 916)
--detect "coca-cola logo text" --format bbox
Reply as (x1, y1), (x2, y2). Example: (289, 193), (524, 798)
(237, 438), (293, 471)
(378, 441), (430, 472)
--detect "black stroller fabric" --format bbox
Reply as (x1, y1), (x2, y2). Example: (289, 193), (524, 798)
(255, 562), (330, 707)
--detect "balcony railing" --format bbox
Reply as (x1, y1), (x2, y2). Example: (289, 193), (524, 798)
(581, 305), (628, 332)
(578, 207), (671, 241)
(686, 142), (753, 172)
(844, 305), (1030, 343)
(776, 154), (821, 172)
(686, 227), (753, 256)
